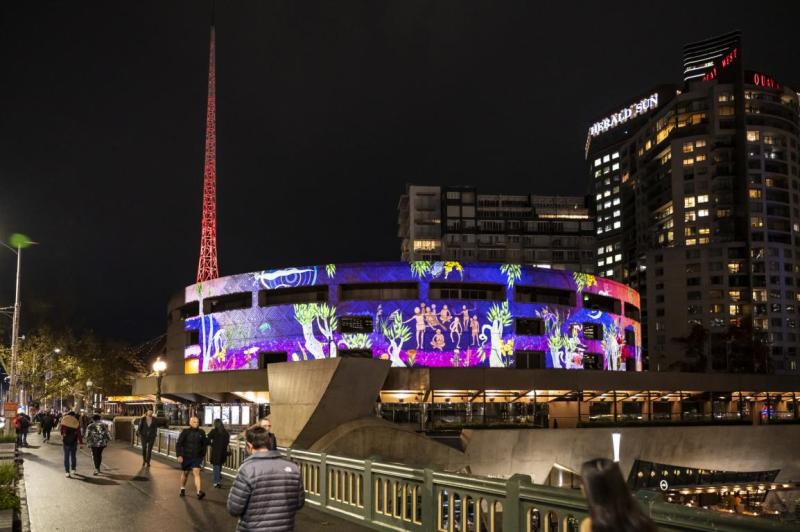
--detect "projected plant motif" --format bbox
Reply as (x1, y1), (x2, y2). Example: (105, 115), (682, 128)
(500, 264), (522, 288)
(183, 262), (641, 372)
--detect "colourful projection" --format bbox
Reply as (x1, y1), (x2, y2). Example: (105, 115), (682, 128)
(182, 262), (641, 372)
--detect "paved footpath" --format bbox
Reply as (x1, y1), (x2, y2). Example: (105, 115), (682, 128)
(21, 432), (369, 531)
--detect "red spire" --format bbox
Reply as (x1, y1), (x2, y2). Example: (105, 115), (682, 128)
(197, 23), (219, 283)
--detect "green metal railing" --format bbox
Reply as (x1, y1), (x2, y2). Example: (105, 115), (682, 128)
(132, 427), (794, 531)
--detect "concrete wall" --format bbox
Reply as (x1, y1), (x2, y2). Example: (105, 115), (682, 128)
(459, 425), (800, 484)
(310, 417), (467, 471)
(268, 358), (391, 449)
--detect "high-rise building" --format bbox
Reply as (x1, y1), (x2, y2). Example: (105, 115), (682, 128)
(398, 185), (596, 272)
(586, 32), (800, 374)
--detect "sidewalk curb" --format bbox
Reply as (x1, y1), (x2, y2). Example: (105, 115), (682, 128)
(17, 458), (30, 532)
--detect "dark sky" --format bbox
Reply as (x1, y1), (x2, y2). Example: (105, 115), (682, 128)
(1, 1), (798, 343)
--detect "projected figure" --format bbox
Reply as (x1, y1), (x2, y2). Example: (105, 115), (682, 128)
(449, 317), (463, 347)
(406, 307), (427, 349)
(431, 329), (445, 351)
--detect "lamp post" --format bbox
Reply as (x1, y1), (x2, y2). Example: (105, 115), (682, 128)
(86, 379), (94, 413)
(2, 234), (36, 405)
(153, 357), (167, 417)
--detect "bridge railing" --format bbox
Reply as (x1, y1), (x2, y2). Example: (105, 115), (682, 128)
(132, 427), (794, 532)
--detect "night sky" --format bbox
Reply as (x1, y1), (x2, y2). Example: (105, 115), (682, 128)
(1, 1), (798, 343)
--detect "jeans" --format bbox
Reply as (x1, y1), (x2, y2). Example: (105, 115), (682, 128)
(91, 446), (105, 469)
(42, 427), (52, 440)
(142, 439), (155, 464)
(212, 464), (222, 484)
(63, 444), (77, 472)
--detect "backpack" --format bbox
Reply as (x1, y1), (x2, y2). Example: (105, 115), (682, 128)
(62, 426), (79, 446)
(86, 423), (110, 447)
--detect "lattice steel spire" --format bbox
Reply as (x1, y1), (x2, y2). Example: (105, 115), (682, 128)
(197, 19), (219, 282)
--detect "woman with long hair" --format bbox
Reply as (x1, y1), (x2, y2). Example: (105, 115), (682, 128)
(207, 418), (230, 488)
(580, 458), (657, 532)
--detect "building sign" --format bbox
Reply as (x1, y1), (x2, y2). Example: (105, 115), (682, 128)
(749, 71), (781, 90)
(589, 94), (659, 137)
(702, 47), (738, 82)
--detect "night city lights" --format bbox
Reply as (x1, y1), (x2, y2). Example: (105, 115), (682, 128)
(1, 2), (799, 531)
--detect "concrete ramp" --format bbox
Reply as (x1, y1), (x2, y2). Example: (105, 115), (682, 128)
(268, 358), (391, 449)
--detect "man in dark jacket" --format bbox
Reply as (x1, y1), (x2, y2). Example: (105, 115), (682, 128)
(138, 409), (158, 467)
(18, 413), (31, 447)
(227, 425), (304, 531)
(40, 411), (54, 442)
(176, 416), (208, 499)
(258, 416), (278, 450)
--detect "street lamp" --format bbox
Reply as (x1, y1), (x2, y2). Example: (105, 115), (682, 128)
(1, 234), (36, 405)
(152, 357), (167, 417)
(86, 379), (94, 413)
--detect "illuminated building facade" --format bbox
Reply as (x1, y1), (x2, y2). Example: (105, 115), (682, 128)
(586, 32), (800, 374)
(399, 185), (596, 272)
(168, 262), (641, 374)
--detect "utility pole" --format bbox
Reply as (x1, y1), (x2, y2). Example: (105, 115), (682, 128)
(8, 245), (22, 404)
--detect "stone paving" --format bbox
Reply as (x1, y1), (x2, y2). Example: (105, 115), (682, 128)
(21, 432), (368, 531)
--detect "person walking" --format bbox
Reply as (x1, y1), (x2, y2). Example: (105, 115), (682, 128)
(207, 419), (230, 488)
(60, 414), (83, 478)
(40, 411), (54, 442)
(17, 412), (31, 447)
(258, 416), (277, 450)
(228, 425), (304, 531)
(176, 416), (208, 499)
(138, 409), (158, 467)
(85, 414), (111, 475)
(579, 458), (657, 532)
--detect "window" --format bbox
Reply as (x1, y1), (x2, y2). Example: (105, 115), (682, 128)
(582, 353), (602, 370)
(186, 330), (199, 346)
(515, 286), (575, 306)
(338, 349), (373, 358)
(684, 197), (696, 208)
(258, 352), (287, 368)
(698, 209), (709, 217)
(340, 282), (418, 301)
(682, 142), (693, 153)
(624, 304), (640, 321)
(695, 139), (707, 148)
(749, 188), (762, 199)
(515, 318), (544, 336)
(430, 282), (504, 301)
(515, 350), (545, 369)
(259, 286), (328, 307)
(583, 293), (621, 314)
(339, 315), (374, 333)
(204, 292), (252, 314)
(178, 301), (200, 319)
(697, 194), (709, 203)
(747, 130), (760, 142)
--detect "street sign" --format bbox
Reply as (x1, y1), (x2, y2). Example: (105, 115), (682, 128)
(659, 480), (669, 491)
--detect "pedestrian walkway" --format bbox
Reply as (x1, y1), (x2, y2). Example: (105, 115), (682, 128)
(21, 432), (369, 531)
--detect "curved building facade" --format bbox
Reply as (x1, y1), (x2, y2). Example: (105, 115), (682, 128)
(171, 262), (641, 373)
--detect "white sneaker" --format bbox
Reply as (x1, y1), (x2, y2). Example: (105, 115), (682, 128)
(71, 469), (76, 475)
(93, 469), (100, 475)
(65, 472), (71, 478)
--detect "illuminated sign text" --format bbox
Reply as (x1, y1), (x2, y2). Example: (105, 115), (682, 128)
(589, 94), (659, 137)
(702, 47), (738, 82)
(751, 71), (780, 90)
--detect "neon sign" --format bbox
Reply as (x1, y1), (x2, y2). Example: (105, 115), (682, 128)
(702, 47), (738, 82)
(589, 94), (659, 137)
(751, 71), (780, 90)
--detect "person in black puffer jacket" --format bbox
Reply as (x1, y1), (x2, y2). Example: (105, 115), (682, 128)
(227, 425), (304, 532)
(176, 416), (208, 499)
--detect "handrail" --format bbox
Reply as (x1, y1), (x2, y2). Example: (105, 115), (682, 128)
(131, 427), (795, 532)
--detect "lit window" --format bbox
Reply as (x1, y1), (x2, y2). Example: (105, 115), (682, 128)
(729, 304), (741, 316)
(594, 170), (601, 178)
(728, 263), (741, 274)
(606, 245), (613, 253)
(751, 216), (764, 228)
(604, 201), (612, 209)
(604, 190), (611, 198)
(413, 240), (439, 251)
(613, 210), (621, 218)
(597, 228), (603, 235)
(682, 142), (694, 153)
(697, 195), (709, 204)
(686, 238), (697, 246)
(614, 253), (622, 262)
(696, 154), (706, 162)
(612, 162), (620, 171)
(603, 154), (610, 163)
(749, 189), (762, 199)
(685, 211), (696, 222)
(594, 158), (602, 167)
(746, 130), (759, 142)
(698, 227), (710, 235)
(684, 197), (696, 208)
(613, 221), (621, 229)
(603, 167), (610, 174)
(612, 152), (619, 159)
(598, 259), (605, 267)
(612, 198), (621, 206)
(698, 237), (710, 244)
(698, 209), (709, 217)
(597, 246), (604, 254)
(683, 158), (694, 166)
(606, 269), (613, 277)
(729, 290), (741, 301)
(596, 193), (602, 200)
(695, 139), (706, 148)
(604, 178), (611, 186)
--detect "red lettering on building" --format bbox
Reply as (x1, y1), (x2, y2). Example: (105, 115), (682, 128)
(702, 47), (738, 82)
